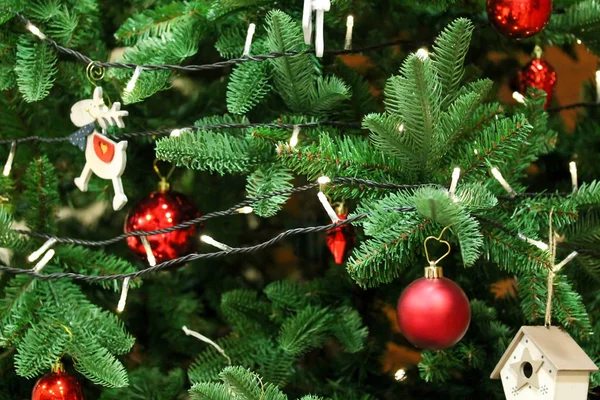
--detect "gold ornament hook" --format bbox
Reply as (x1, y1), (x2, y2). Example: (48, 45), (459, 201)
(153, 159), (176, 192)
(423, 225), (453, 267)
(85, 62), (105, 86)
(50, 322), (73, 372)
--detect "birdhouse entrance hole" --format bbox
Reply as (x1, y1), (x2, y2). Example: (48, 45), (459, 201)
(521, 362), (533, 378)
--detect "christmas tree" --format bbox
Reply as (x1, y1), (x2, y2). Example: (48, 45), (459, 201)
(0, 0), (600, 399)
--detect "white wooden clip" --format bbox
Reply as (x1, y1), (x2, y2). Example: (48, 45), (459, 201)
(302, 0), (330, 57)
(302, 0), (314, 44)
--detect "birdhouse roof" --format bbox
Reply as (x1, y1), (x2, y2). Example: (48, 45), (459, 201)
(491, 326), (598, 379)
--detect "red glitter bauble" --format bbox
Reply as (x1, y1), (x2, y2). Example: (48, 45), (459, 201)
(518, 58), (557, 109)
(32, 370), (84, 400)
(396, 272), (471, 350)
(487, 0), (552, 39)
(326, 213), (356, 264)
(125, 191), (201, 264)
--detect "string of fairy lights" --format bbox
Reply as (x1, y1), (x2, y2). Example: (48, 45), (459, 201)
(0, 11), (597, 314)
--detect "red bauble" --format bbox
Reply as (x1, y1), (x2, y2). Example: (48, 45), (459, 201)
(32, 370), (84, 400)
(396, 269), (471, 350)
(487, 0), (552, 39)
(125, 191), (201, 264)
(326, 213), (355, 264)
(518, 58), (557, 109)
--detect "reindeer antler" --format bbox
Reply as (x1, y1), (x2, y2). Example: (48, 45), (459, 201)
(91, 87), (129, 129)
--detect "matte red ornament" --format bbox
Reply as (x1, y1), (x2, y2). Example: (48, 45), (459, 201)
(32, 368), (84, 400)
(487, 0), (552, 39)
(125, 191), (201, 264)
(326, 213), (355, 264)
(518, 58), (557, 109)
(396, 268), (471, 350)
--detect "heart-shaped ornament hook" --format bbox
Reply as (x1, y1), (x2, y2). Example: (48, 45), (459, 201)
(424, 225), (453, 267)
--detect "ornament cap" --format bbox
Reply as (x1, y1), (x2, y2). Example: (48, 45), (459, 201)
(157, 177), (170, 193)
(425, 265), (444, 278)
(51, 360), (64, 374)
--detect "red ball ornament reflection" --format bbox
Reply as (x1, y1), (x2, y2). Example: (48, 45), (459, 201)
(125, 191), (201, 264)
(396, 267), (471, 350)
(518, 58), (557, 109)
(32, 368), (84, 400)
(487, 0), (552, 39)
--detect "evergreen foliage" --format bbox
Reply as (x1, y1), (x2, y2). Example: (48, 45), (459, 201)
(1, 0), (600, 398)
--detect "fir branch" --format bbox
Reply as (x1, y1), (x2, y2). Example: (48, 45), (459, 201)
(219, 366), (267, 400)
(330, 307), (368, 353)
(451, 114), (532, 183)
(276, 133), (405, 184)
(15, 36), (57, 102)
(264, 281), (311, 312)
(190, 382), (232, 400)
(265, 10), (316, 112)
(308, 76), (351, 115)
(155, 130), (259, 174)
(22, 156), (60, 233)
(70, 335), (130, 387)
(188, 333), (265, 384)
(227, 61), (272, 115)
(278, 306), (331, 356)
(115, 2), (206, 45)
(99, 367), (185, 400)
(431, 18), (474, 109)
(221, 289), (274, 333)
(246, 165), (294, 217)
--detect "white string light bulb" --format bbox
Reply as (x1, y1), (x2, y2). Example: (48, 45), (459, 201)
(344, 15), (354, 50)
(117, 277), (131, 313)
(236, 206), (254, 214)
(140, 236), (156, 266)
(26, 22), (46, 40)
(569, 161), (578, 193)
(243, 23), (256, 57)
(32, 249), (55, 273)
(28, 238), (57, 262)
(449, 167), (461, 199)
(201, 235), (233, 252)
(512, 91), (526, 104)
(490, 167), (517, 197)
(317, 176), (331, 185)
(124, 66), (142, 95)
(290, 125), (300, 147)
(416, 48), (429, 60)
(517, 233), (549, 251)
(317, 192), (340, 223)
(2, 141), (16, 177)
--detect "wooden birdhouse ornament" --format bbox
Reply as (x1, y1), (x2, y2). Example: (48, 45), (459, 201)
(491, 326), (598, 399)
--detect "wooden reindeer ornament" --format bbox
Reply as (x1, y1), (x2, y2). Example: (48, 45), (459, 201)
(69, 87), (129, 211)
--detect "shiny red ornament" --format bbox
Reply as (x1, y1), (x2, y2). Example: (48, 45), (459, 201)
(125, 191), (201, 264)
(396, 268), (471, 350)
(518, 58), (557, 109)
(32, 369), (84, 400)
(326, 213), (355, 264)
(487, 0), (552, 39)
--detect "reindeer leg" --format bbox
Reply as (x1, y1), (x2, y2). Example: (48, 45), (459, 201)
(111, 177), (128, 211)
(74, 163), (92, 192)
